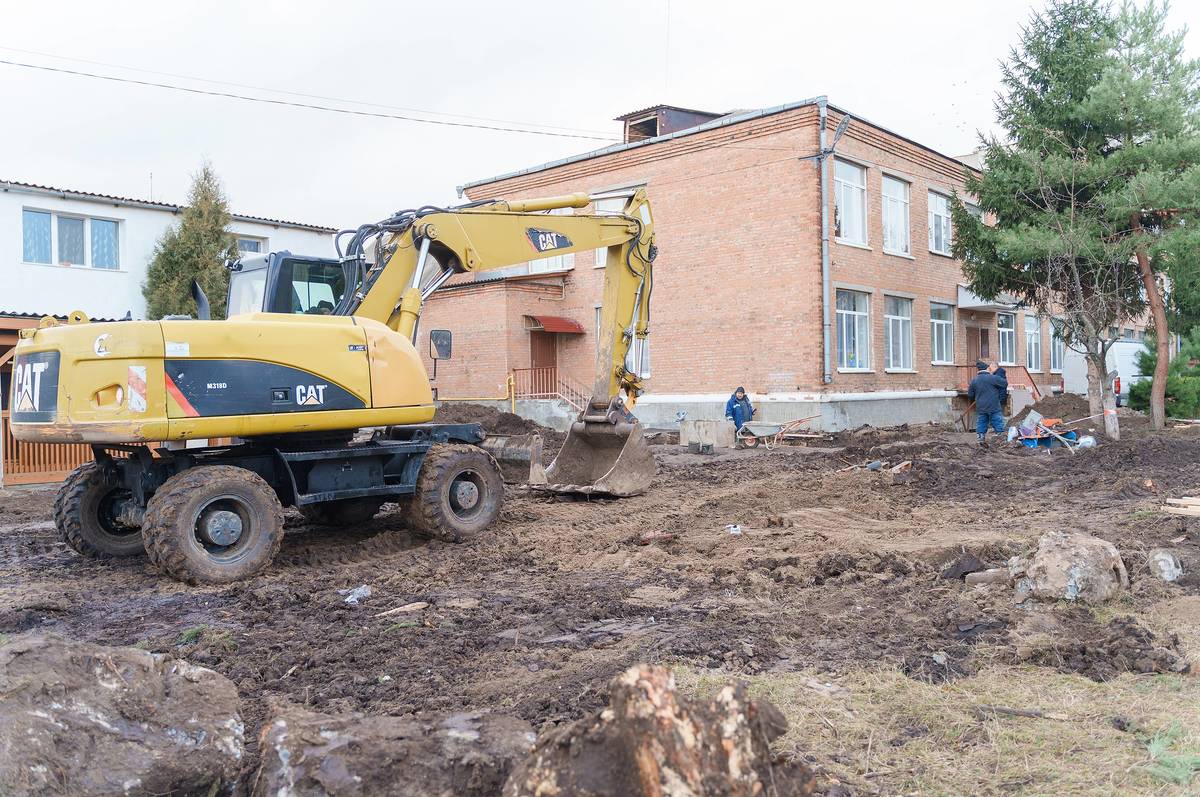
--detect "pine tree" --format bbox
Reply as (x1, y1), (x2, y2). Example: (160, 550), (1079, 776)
(1085, 0), (1200, 430)
(142, 162), (239, 320)
(953, 0), (1139, 439)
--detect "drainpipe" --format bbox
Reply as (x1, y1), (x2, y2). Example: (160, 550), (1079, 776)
(818, 98), (833, 385)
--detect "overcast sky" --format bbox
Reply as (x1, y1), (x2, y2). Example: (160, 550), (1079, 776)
(2, 0), (1197, 230)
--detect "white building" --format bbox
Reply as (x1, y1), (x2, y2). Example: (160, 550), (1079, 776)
(1, 179), (336, 321)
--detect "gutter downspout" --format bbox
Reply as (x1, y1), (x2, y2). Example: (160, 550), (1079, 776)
(818, 98), (833, 385)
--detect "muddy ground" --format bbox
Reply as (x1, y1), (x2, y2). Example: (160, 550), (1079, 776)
(2, 404), (1199, 795)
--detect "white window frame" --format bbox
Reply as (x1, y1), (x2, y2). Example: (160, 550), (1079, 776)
(836, 289), (871, 371)
(883, 296), (914, 371)
(881, 175), (911, 256)
(998, 313), (1017, 365)
(930, 302), (955, 365)
(625, 336), (650, 378)
(22, 208), (122, 270)
(591, 195), (627, 268)
(928, 191), (953, 255)
(1050, 323), (1066, 373)
(1025, 316), (1042, 372)
(236, 235), (268, 255)
(528, 207), (575, 274)
(834, 159), (868, 246)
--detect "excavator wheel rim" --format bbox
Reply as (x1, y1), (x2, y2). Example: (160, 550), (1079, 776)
(408, 443), (503, 543)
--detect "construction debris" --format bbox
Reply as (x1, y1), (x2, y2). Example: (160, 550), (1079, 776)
(254, 703), (535, 797)
(502, 664), (816, 797)
(965, 568), (1012, 586)
(1148, 549), (1184, 582)
(0, 634), (243, 796)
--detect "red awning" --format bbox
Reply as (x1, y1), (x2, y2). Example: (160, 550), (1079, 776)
(525, 315), (585, 334)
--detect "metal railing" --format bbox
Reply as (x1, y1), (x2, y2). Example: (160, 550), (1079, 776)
(955, 364), (1044, 401)
(511, 367), (589, 411)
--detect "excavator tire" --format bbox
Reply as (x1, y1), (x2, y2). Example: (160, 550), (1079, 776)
(408, 444), (503, 543)
(142, 465), (284, 585)
(299, 497), (385, 527)
(55, 462), (144, 558)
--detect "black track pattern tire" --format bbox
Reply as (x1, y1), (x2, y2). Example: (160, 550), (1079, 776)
(299, 498), (385, 527)
(408, 444), (503, 543)
(141, 465), (283, 585)
(54, 462), (144, 558)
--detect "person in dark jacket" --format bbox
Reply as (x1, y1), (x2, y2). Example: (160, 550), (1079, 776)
(725, 386), (755, 431)
(967, 360), (1008, 443)
(994, 365), (1009, 408)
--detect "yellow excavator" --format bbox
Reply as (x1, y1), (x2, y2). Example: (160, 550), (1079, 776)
(8, 190), (657, 584)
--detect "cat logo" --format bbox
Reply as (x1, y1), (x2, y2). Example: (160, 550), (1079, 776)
(295, 384), (328, 406)
(13, 360), (49, 413)
(525, 227), (573, 253)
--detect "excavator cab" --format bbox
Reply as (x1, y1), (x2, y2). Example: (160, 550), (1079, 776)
(227, 252), (352, 317)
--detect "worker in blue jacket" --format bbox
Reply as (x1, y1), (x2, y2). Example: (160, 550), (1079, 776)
(725, 386), (755, 431)
(967, 360), (1008, 444)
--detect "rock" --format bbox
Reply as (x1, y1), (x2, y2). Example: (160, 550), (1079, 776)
(0, 633), (242, 796)
(503, 664), (816, 797)
(253, 703), (534, 797)
(1019, 532), (1129, 603)
(965, 568), (1011, 586)
(940, 552), (986, 580)
(1148, 549), (1184, 582)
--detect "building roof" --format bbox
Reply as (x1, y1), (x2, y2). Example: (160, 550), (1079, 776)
(459, 96), (980, 194)
(1, 179), (336, 233)
(1, 309), (125, 323)
(613, 104), (725, 121)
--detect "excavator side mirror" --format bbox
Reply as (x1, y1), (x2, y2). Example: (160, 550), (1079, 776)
(191, 279), (211, 321)
(429, 329), (452, 360)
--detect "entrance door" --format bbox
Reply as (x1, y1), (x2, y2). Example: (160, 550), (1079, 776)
(529, 331), (557, 395)
(966, 328), (991, 362)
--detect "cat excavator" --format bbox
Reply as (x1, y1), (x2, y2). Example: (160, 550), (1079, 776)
(8, 190), (657, 584)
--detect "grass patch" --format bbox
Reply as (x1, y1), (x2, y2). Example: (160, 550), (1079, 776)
(385, 622), (419, 633)
(674, 664), (1200, 796)
(176, 625), (237, 652)
(1129, 509), (1161, 523)
(178, 625), (207, 645)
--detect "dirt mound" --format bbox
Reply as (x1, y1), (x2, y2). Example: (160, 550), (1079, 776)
(1011, 393), (1091, 426)
(1012, 612), (1189, 680)
(434, 403), (566, 457)
(0, 633), (243, 795)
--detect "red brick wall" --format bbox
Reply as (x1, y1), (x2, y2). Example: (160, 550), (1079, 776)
(424, 103), (1065, 398)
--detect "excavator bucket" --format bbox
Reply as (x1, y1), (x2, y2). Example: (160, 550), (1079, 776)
(535, 421), (656, 497)
(478, 434), (547, 484)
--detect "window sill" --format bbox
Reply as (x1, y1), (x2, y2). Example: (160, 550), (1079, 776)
(1050, 369), (1063, 375)
(883, 249), (915, 260)
(929, 249), (955, 259)
(885, 368), (917, 374)
(835, 239), (871, 251)
(931, 361), (955, 367)
(999, 362), (1016, 367)
(1027, 369), (1043, 374)
(837, 368), (874, 374)
(23, 261), (125, 272)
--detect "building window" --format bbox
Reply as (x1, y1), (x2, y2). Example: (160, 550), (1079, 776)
(836, 289), (870, 370)
(928, 192), (952, 255)
(881, 176), (910, 255)
(592, 196), (626, 268)
(91, 219), (119, 269)
(626, 337), (650, 378)
(998, 313), (1016, 365)
(57, 217), (86, 265)
(930, 302), (954, 364)
(1050, 324), (1066, 372)
(884, 296), (913, 370)
(22, 209), (121, 269)
(1025, 316), (1042, 371)
(237, 236), (266, 254)
(22, 209), (51, 264)
(834, 159), (867, 245)
(528, 207), (575, 274)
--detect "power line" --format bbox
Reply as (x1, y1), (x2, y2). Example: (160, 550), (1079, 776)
(0, 58), (620, 142)
(0, 45), (617, 136)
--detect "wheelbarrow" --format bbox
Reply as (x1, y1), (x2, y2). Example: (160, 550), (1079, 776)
(735, 415), (823, 449)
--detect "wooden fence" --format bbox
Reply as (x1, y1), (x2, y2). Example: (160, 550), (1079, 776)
(1, 410), (93, 486)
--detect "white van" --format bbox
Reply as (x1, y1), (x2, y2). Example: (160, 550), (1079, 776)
(1061, 339), (1148, 404)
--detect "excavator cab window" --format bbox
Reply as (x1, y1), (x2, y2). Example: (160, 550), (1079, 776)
(270, 258), (346, 315)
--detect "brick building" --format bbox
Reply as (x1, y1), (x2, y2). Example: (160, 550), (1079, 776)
(420, 97), (1071, 429)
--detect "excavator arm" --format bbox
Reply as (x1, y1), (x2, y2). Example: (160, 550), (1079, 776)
(343, 189), (656, 419)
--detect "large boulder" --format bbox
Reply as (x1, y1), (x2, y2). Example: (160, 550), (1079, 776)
(252, 703), (535, 797)
(503, 664), (816, 797)
(1013, 532), (1129, 603)
(0, 633), (243, 796)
